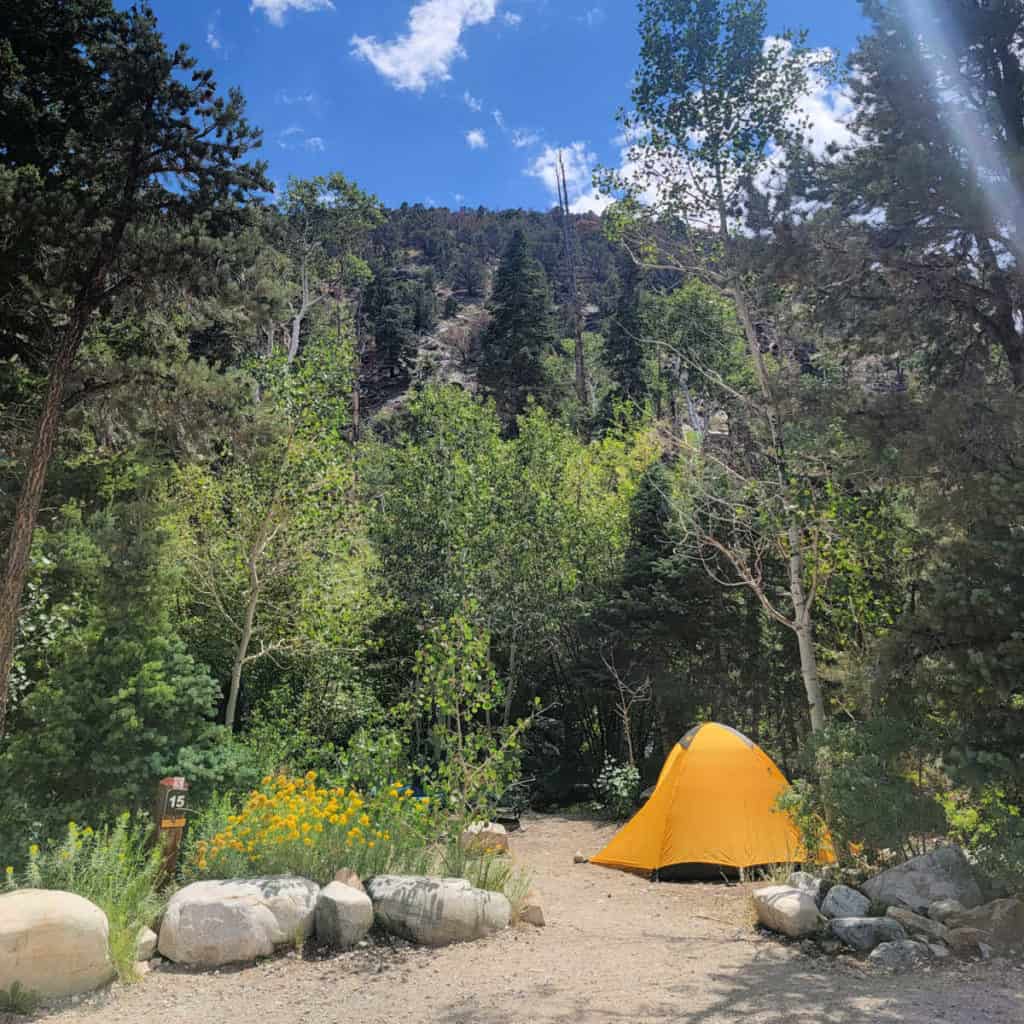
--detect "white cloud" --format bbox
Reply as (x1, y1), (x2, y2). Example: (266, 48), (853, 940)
(207, 22), (222, 50)
(464, 90), (483, 112)
(277, 124), (327, 152)
(581, 6), (605, 28)
(503, 11), (522, 26)
(251, 0), (335, 27)
(454, 192), (466, 204)
(511, 129), (540, 148)
(525, 142), (602, 211)
(351, 0), (500, 92)
(466, 129), (488, 149)
(277, 89), (316, 105)
(492, 109), (506, 130)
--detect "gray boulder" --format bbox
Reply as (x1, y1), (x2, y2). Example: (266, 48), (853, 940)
(885, 906), (949, 944)
(315, 881), (373, 949)
(928, 898), (965, 924)
(0, 889), (115, 999)
(787, 871), (825, 906)
(751, 885), (823, 939)
(365, 876), (510, 947)
(860, 845), (982, 915)
(830, 916), (907, 952)
(946, 897), (1024, 951)
(821, 884), (870, 919)
(869, 939), (932, 969)
(158, 876), (319, 967)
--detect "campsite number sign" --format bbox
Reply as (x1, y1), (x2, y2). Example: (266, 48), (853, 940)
(154, 776), (189, 881)
(156, 776), (188, 828)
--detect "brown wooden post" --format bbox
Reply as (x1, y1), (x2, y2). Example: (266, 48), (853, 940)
(153, 776), (188, 883)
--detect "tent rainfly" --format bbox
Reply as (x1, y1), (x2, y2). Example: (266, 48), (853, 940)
(590, 722), (826, 875)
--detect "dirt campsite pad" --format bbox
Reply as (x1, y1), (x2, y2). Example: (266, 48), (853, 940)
(30, 815), (1024, 1024)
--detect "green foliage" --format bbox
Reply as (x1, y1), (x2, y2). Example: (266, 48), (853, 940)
(603, 0), (829, 226)
(0, 502), (232, 838)
(594, 756), (641, 820)
(480, 229), (557, 419)
(779, 720), (947, 866)
(412, 609), (526, 818)
(3, 815), (165, 983)
(944, 785), (1024, 892)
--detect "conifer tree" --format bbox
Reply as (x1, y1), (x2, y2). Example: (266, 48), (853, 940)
(480, 229), (557, 420)
(0, 0), (266, 734)
(604, 255), (648, 407)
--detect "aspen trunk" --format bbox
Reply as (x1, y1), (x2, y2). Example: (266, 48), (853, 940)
(731, 278), (827, 734)
(225, 563), (260, 731)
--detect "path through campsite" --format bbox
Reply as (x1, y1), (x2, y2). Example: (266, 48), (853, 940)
(39, 815), (1024, 1024)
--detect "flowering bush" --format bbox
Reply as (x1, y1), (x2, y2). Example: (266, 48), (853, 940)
(185, 772), (438, 884)
(594, 756), (640, 819)
(2, 815), (165, 982)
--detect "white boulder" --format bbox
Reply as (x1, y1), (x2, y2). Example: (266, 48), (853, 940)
(158, 876), (319, 967)
(0, 889), (115, 999)
(365, 875), (511, 947)
(860, 846), (983, 915)
(315, 881), (374, 949)
(751, 885), (823, 939)
(821, 884), (870, 919)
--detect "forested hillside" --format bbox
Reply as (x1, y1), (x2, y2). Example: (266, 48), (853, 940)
(1, 0), (1022, 900)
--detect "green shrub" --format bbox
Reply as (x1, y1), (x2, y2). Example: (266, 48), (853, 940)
(594, 756), (640, 819)
(3, 815), (165, 983)
(778, 720), (947, 866)
(944, 785), (1024, 892)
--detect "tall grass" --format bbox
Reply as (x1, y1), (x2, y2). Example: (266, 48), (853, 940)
(4, 815), (165, 982)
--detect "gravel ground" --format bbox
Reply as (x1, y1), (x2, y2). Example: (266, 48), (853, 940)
(20, 814), (1024, 1024)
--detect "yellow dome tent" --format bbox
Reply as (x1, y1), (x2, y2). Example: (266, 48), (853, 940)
(591, 722), (821, 876)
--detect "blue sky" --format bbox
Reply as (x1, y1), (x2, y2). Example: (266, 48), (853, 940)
(139, 1), (868, 210)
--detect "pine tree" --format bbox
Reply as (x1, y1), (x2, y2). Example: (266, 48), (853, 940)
(480, 229), (557, 420)
(792, 0), (1024, 388)
(604, 255), (647, 407)
(0, 0), (266, 734)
